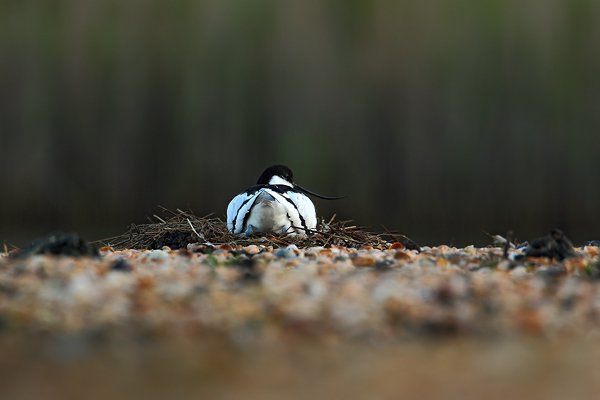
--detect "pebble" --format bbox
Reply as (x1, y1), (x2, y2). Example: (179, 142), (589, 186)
(1, 244), (599, 340)
(394, 250), (412, 261)
(148, 249), (169, 261)
(111, 258), (132, 272)
(352, 256), (376, 267)
(243, 245), (260, 255)
(274, 247), (297, 259)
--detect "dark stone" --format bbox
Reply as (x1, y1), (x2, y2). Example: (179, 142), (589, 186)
(233, 257), (260, 282)
(524, 229), (575, 261)
(397, 236), (421, 252)
(111, 258), (132, 272)
(383, 233), (421, 251)
(374, 259), (394, 271)
(13, 232), (99, 258)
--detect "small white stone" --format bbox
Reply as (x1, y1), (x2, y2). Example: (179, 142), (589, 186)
(148, 249), (169, 261)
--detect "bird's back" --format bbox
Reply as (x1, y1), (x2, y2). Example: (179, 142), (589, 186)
(227, 187), (317, 235)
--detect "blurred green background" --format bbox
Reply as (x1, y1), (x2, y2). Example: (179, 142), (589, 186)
(1, 0), (599, 246)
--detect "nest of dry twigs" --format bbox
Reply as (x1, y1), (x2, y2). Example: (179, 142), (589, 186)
(95, 207), (417, 250)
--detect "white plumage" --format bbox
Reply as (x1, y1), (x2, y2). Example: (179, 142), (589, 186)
(226, 165), (326, 236)
(227, 188), (316, 235)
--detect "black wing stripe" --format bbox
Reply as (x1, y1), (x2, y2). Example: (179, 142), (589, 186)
(232, 193), (256, 233)
(240, 192), (262, 234)
(235, 185), (309, 234)
(280, 195), (308, 234)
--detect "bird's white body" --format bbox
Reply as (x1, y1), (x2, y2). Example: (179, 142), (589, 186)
(244, 191), (291, 234)
(227, 175), (317, 236)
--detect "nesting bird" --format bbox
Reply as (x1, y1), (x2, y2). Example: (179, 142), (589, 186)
(227, 165), (342, 236)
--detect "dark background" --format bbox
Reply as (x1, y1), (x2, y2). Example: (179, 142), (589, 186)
(1, 0), (599, 247)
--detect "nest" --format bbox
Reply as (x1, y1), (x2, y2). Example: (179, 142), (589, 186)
(95, 207), (418, 250)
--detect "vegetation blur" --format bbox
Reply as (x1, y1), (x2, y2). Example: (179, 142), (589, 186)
(1, 0), (599, 246)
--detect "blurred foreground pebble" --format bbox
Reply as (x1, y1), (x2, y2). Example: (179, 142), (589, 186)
(0, 243), (600, 340)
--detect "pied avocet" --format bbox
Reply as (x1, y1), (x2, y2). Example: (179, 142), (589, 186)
(226, 165), (342, 236)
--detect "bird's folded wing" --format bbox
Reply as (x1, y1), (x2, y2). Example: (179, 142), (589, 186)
(227, 191), (260, 233)
(286, 192), (317, 230)
(264, 189), (313, 233)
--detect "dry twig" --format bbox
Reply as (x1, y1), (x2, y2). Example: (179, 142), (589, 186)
(93, 208), (395, 250)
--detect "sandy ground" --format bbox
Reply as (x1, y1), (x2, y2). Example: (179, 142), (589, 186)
(1, 243), (600, 399)
(1, 335), (600, 400)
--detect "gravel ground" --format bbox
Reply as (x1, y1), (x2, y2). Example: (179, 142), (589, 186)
(1, 243), (600, 338)
(1, 243), (600, 399)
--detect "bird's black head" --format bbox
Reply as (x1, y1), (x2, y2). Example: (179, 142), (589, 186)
(255, 164), (345, 200)
(256, 165), (294, 185)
